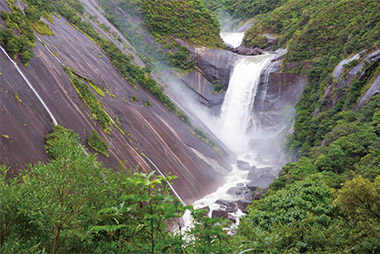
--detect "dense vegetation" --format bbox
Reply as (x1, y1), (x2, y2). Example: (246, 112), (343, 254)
(0, 125), (230, 253)
(87, 130), (110, 157)
(1, 0), (190, 123)
(1, 0), (379, 253)
(140, 0), (224, 48)
(242, 0), (380, 64)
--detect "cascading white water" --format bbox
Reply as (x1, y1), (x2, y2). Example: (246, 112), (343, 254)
(220, 32), (245, 48)
(218, 54), (273, 152)
(182, 33), (277, 232)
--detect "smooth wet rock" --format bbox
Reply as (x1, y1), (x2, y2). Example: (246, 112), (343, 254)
(212, 209), (228, 219)
(227, 186), (244, 196)
(200, 206), (210, 212)
(263, 34), (277, 46)
(247, 167), (274, 180)
(228, 215), (237, 223)
(247, 176), (275, 188)
(237, 200), (251, 212)
(235, 45), (263, 56)
(250, 165), (258, 171)
(246, 183), (258, 192)
(253, 187), (270, 200)
(226, 206), (238, 213)
(216, 199), (236, 209)
(237, 160), (251, 170)
(253, 189), (262, 200)
(237, 183), (244, 187)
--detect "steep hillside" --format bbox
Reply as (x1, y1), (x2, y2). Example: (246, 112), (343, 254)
(0, 0), (230, 203)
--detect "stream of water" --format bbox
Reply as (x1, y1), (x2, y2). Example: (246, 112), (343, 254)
(182, 33), (278, 231)
(0, 46), (58, 126)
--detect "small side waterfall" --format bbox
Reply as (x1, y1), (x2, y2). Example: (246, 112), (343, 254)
(0, 46), (58, 126)
(219, 54), (273, 152)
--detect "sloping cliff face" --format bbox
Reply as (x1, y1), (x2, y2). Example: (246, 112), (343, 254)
(319, 50), (380, 113)
(0, 0), (230, 204)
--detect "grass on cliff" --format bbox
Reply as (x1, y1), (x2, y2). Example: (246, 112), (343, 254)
(87, 130), (109, 157)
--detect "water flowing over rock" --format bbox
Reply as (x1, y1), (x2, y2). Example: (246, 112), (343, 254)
(0, 2), (231, 204)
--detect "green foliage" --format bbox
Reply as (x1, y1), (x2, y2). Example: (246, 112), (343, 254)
(213, 82), (223, 94)
(145, 100), (151, 108)
(87, 130), (109, 157)
(186, 208), (231, 253)
(0, 9), (35, 64)
(335, 176), (380, 223)
(203, 0), (287, 20)
(141, 0), (224, 48)
(243, 0), (380, 64)
(32, 20), (55, 35)
(1, 126), (233, 253)
(64, 68), (112, 133)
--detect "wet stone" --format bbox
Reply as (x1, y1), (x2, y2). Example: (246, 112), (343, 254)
(212, 209), (228, 219)
(228, 215), (237, 223)
(226, 206), (238, 213)
(246, 183), (258, 192)
(237, 200), (251, 212)
(199, 206), (210, 217)
(227, 186), (244, 196)
(216, 199), (236, 208)
(237, 160), (251, 170)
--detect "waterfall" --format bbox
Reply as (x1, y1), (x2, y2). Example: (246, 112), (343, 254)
(219, 54), (273, 152)
(0, 46), (58, 126)
(220, 32), (245, 48)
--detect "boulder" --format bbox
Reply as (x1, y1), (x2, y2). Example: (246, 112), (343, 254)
(226, 206), (238, 213)
(212, 209), (228, 219)
(228, 215), (237, 223)
(247, 176), (275, 188)
(250, 165), (258, 171)
(263, 34), (277, 46)
(187, 47), (238, 88)
(247, 167), (274, 180)
(227, 186), (245, 196)
(252, 187), (270, 200)
(252, 189), (262, 200)
(237, 160), (250, 170)
(227, 186), (244, 195)
(237, 200), (251, 212)
(235, 46), (263, 56)
(248, 47), (264, 55)
(199, 206), (210, 212)
(216, 199), (236, 209)
(236, 45), (250, 55)
(246, 183), (258, 192)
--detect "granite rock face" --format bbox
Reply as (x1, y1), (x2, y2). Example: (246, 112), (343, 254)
(0, 0), (230, 204)
(318, 50), (380, 114)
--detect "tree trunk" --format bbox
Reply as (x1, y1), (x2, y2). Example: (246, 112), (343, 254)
(52, 225), (61, 254)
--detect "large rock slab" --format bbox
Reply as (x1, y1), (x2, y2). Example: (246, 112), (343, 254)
(237, 160), (251, 170)
(188, 46), (238, 88)
(237, 200), (252, 212)
(212, 209), (229, 219)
